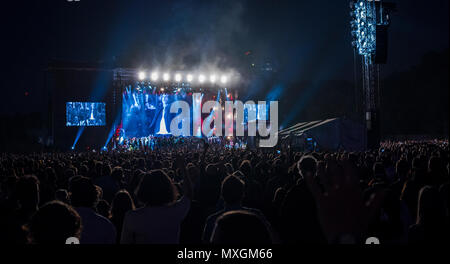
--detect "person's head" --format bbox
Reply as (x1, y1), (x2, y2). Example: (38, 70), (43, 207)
(95, 185), (104, 200)
(239, 160), (252, 177)
(64, 168), (76, 180)
(79, 165), (89, 177)
(15, 175), (40, 210)
(44, 167), (57, 184)
(102, 163), (112, 177)
(129, 169), (145, 191)
(439, 183), (450, 220)
(111, 166), (124, 182)
(221, 175), (245, 206)
(28, 201), (81, 244)
(211, 210), (273, 244)
(373, 162), (386, 181)
(153, 160), (163, 170)
(3, 175), (18, 197)
(111, 190), (135, 218)
(55, 189), (69, 204)
(96, 199), (110, 218)
(205, 164), (220, 177)
(224, 163), (234, 175)
(297, 155), (317, 179)
(137, 158), (146, 170)
(412, 157), (425, 171)
(136, 170), (177, 207)
(428, 156), (442, 173)
(395, 159), (409, 178)
(416, 185), (446, 225)
(186, 163), (200, 183)
(69, 176), (99, 208)
(273, 187), (286, 205)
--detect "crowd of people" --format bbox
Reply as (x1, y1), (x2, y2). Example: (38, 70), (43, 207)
(115, 135), (247, 151)
(0, 139), (448, 244)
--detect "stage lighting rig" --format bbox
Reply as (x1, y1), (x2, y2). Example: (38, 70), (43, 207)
(350, 0), (396, 60)
(115, 68), (234, 90)
(349, 0), (396, 149)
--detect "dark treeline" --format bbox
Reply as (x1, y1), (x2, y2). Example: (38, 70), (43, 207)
(381, 49), (449, 136)
(277, 49), (449, 135)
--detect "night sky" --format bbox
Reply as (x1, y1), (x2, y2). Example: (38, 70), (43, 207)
(0, 0), (448, 115)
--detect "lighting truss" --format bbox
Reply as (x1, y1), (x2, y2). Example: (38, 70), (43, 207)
(350, 0), (392, 58)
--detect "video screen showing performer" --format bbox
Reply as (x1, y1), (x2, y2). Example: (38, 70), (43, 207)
(66, 102), (106, 126)
(122, 89), (192, 138)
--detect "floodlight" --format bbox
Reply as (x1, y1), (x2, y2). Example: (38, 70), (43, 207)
(138, 71), (146, 80)
(163, 73), (170, 81)
(220, 75), (228, 84)
(187, 74), (193, 82)
(210, 75), (216, 83)
(151, 72), (159, 81)
(198, 74), (205, 83)
(175, 73), (182, 82)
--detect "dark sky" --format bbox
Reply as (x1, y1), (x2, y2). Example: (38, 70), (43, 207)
(0, 0), (448, 114)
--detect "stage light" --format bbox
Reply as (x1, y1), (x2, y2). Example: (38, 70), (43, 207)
(138, 71), (146, 80)
(163, 73), (170, 82)
(210, 75), (216, 83)
(187, 74), (193, 82)
(175, 73), (182, 82)
(227, 113), (232, 119)
(151, 72), (159, 81)
(160, 87), (165, 92)
(198, 74), (205, 83)
(220, 75), (228, 84)
(227, 94), (230, 98)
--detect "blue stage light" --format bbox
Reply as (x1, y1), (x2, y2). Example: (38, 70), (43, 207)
(71, 127), (85, 150)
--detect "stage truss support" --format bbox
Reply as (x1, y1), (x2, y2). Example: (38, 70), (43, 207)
(350, 0), (395, 149)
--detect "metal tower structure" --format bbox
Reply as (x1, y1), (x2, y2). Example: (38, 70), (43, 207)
(350, 0), (396, 149)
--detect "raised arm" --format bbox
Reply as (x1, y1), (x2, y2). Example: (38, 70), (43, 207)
(176, 154), (193, 200)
